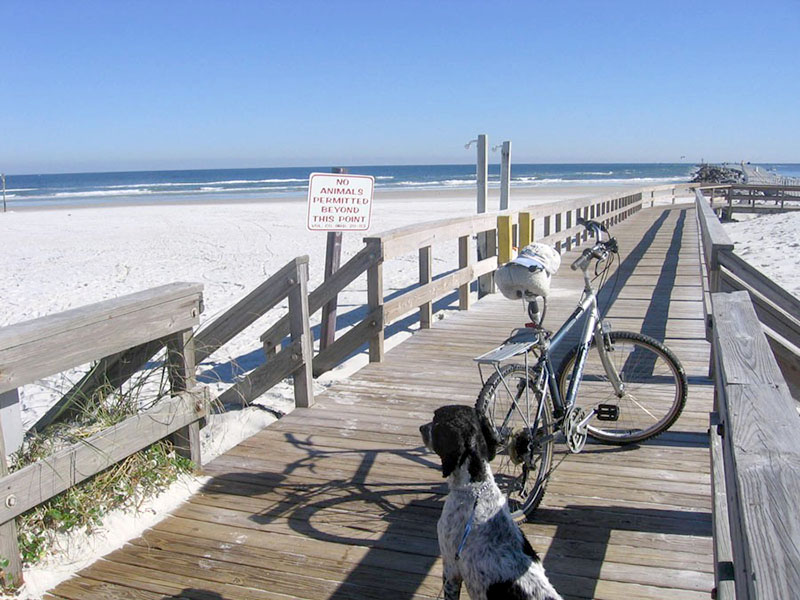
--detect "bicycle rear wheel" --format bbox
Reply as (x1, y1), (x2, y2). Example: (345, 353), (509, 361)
(558, 331), (687, 444)
(475, 364), (553, 521)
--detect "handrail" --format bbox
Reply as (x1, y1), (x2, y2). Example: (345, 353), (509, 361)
(195, 256), (314, 408)
(709, 291), (800, 599)
(696, 187), (800, 598)
(694, 188), (800, 390)
(0, 283), (206, 587)
(360, 188), (648, 361)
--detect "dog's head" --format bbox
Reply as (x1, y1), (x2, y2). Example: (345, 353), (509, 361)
(419, 405), (500, 481)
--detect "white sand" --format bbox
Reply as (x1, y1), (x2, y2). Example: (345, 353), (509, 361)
(722, 211), (800, 298)
(0, 183), (754, 599)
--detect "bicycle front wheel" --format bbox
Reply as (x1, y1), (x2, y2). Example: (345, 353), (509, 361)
(558, 331), (687, 444)
(476, 364), (553, 521)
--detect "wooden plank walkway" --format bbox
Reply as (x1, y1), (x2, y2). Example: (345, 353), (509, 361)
(45, 204), (714, 600)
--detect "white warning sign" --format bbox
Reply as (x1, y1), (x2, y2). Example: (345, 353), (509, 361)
(306, 173), (374, 231)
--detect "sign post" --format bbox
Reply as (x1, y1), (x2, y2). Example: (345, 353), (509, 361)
(307, 169), (374, 351)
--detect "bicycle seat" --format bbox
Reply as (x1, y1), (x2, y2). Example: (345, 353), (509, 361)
(496, 243), (560, 300)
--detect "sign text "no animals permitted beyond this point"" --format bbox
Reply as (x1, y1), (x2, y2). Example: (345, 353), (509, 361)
(307, 173), (375, 231)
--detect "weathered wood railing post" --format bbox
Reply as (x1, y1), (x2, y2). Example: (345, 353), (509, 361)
(287, 258), (314, 406)
(367, 240), (385, 362)
(167, 328), (201, 464)
(458, 235), (472, 310)
(419, 246), (433, 329)
(0, 416), (22, 588)
(320, 167), (347, 352)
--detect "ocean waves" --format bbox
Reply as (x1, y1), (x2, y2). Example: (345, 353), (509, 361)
(3, 163), (707, 208)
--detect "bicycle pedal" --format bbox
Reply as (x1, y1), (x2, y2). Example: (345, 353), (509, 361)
(596, 404), (619, 421)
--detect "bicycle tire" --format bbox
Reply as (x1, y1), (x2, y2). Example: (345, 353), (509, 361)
(557, 331), (687, 444)
(475, 364), (554, 521)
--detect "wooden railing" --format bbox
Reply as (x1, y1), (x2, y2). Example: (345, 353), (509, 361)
(716, 183), (800, 219)
(708, 292), (800, 599)
(695, 188), (800, 396)
(360, 189), (644, 361)
(258, 188), (650, 370)
(0, 283), (207, 587)
(195, 256), (314, 408)
(695, 188), (800, 598)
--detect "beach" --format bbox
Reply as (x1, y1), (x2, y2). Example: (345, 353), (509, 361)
(3, 182), (796, 598)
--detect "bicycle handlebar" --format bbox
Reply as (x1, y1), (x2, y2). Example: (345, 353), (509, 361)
(570, 238), (618, 271)
(576, 217), (608, 239)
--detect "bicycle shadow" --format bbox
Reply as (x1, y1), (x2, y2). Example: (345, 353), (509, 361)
(200, 432), (447, 600)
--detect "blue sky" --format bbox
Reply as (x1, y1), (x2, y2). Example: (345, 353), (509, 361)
(2, 0), (799, 174)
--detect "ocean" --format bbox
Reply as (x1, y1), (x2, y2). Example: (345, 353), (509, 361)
(2, 163), (797, 209)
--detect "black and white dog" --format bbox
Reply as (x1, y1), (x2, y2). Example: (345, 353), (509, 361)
(420, 405), (562, 600)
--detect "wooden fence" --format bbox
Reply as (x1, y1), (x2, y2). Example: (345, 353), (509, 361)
(717, 183), (800, 219)
(0, 283), (207, 587)
(695, 189), (800, 599)
(695, 188), (800, 396)
(0, 255), (317, 586)
(260, 188), (646, 365)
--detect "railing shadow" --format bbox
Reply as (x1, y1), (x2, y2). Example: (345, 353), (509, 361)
(161, 590), (223, 600)
(536, 503), (712, 598)
(200, 432), (446, 599)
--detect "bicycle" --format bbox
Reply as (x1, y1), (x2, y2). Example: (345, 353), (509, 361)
(474, 218), (688, 521)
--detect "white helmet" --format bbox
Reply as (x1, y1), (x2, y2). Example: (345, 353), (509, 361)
(495, 243), (561, 300)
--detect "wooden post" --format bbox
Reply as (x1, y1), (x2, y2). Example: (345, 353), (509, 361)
(320, 167), (347, 351)
(497, 216), (513, 265)
(458, 235), (471, 311)
(565, 210), (573, 251)
(0, 390), (21, 458)
(519, 211), (533, 247)
(581, 206), (589, 242)
(167, 329), (201, 465)
(288, 259), (314, 406)
(0, 393), (22, 590)
(499, 141), (511, 211)
(419, 246), (432, 329)
(367, 240), (384, 362)
(476, 134), (494, 298)
(554, 212), (562, 253)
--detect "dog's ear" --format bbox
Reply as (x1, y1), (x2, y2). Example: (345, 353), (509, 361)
(432, 423), (467, 478)
(476, 408), (500, 461)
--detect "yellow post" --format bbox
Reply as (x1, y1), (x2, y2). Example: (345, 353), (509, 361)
(519, 211), (533, 247)
(498, 215), (513, 265)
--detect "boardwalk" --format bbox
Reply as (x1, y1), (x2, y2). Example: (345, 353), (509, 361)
(45, 204), (714, 600)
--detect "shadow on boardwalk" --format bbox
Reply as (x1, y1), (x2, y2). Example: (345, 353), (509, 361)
(198, 429), (710, 600)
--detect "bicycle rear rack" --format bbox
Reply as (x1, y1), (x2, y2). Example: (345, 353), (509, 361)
(474, 328), (541, 366)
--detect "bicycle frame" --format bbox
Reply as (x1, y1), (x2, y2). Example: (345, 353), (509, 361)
(485, 260), (625, 438)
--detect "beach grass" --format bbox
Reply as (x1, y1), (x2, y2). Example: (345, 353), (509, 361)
(8, 360), (194, 573)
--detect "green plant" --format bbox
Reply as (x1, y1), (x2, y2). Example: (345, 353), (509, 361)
(11, 358), (195, 568)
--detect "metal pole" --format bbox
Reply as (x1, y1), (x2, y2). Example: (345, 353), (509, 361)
(499, 141), (511, 211)
(475, 134), (495, 297)
(477, 134), (488, 214)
